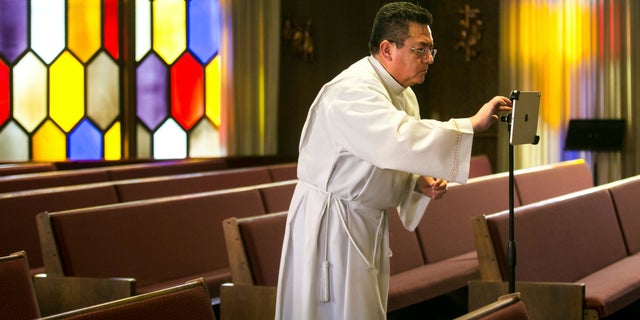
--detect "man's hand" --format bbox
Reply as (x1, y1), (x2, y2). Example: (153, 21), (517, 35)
(470, 96), (513, 132)
(416, 176), (447, 200)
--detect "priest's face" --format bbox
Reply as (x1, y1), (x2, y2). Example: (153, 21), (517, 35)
(389, 23), (435, 87)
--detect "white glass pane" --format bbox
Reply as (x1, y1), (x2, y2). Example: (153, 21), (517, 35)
(189, 119), (222, 157)
(0, 121), (29, 161)
(13, 52), (47, 132)
(31, 0), (65, 64)
(153, 119), (186, 159)
(136, 124), (151, 158)
(135, 0), (151, 61)
(87, 52), (120, 130)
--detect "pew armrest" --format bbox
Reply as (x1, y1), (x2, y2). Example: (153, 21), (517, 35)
(219, 283), (276, 320)
(471, 215), (502, 281)
(468, 280), (586, 320)
(32, 273), (135, 316)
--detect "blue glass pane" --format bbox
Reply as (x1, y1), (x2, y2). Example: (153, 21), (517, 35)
(136, 53), (168, 130)
(69, 118), (103, 160)
(188, 0), (220, 63)
(0, 0), (28, 63)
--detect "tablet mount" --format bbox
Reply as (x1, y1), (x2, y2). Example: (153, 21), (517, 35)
(500, 89), (541, 294)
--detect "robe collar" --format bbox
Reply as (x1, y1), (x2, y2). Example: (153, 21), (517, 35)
(367, 55), (406, 97)
(368, 55), (408, 111)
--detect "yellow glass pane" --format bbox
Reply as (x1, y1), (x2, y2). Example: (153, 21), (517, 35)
(104, 121), (121, 160)
(205, 55), (221, 127)
(153, 0), (186, 64)
(33, 120), (66, 161)
(13, 52), (47, 132)
(50, 51), (85, 132)
(68, 0), (101, 63)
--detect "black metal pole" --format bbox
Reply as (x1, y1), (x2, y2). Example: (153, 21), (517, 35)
(507, 130), (516, 294)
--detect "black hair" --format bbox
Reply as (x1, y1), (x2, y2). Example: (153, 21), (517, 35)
(368, 2), (433, 54)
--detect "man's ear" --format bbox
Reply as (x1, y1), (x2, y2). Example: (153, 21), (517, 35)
(379, 40), (394, 61)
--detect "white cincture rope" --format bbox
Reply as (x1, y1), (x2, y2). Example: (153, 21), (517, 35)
(302, 181), (385, 303)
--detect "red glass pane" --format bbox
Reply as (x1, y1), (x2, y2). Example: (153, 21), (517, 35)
(171, 53), (203, 130)
(0, 62), (9, 126)
(104, 0), (119, 59)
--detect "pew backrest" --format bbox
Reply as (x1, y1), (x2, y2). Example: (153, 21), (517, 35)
(113, 167), (273, 202)
(256, 180), (297, 213)
(0, 184), (120, 270)
(104, 159), (226, 181)
(0, 251), (41, 319)
(0, 163), (56, 177)
(513, 159), (593, 205)
(0, 168), (110, 193)
(417, 173), (515, 263)
(222, 212), (288, 286)
(479, 187), (626, 282)
(605, 175), (640, 255)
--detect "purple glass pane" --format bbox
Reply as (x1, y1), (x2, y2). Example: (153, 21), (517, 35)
(136, 53), (168, 130)
(188, 0), (220, 63)
(69, 118), (103, 160)
(0, 0), (28, 63)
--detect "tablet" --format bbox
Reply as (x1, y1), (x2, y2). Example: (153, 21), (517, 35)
(509, 91), (541, 145)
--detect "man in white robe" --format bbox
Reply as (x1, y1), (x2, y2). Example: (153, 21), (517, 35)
(275, 2), (512, 319)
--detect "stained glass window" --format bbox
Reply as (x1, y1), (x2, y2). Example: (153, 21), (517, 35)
(0, 0), (224, 161)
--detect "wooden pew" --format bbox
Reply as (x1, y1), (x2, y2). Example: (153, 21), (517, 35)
(221, 212), (287, 320)
(0, 168), (110, 193)
(469, 154), (493, 178)
(35, 188), (268, 299)
(455, 292), (530, 320)
(513, 159), (593, 205)
(471, 185), (640, 319)
(264, 162), (297, 182)
(0, 184), (120, 272)
(0, 163), (56, 177)
(0, 250), (40, 319)
(256, 180), (297, 213)
(605, 175), (640, 255)
(387, 172), (514, 312)
(103, 158), (226, 181)
(0, 251), (135, 318)
(112, 167), (273, 202)
(37, 278), (215, 320)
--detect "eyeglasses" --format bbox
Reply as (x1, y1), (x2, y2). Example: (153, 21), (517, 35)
(390, 40), (437, 59)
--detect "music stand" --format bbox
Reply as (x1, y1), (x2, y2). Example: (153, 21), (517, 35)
(501, 90), (541, 294)
(564, 119), (625, 185)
